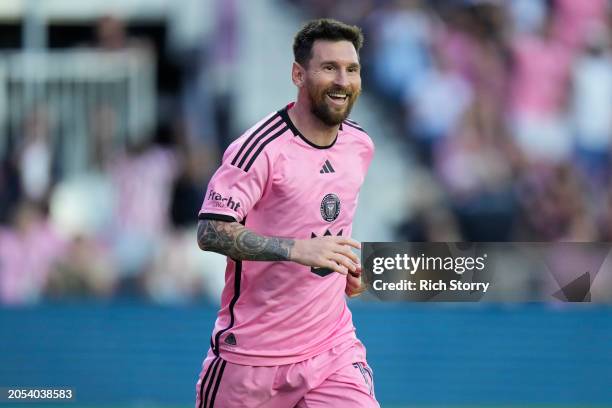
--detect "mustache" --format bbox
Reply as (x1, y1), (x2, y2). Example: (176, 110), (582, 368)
(324, 86), (354, 96)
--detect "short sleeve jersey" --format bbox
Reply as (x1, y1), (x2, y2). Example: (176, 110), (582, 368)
(199, 103), (375, 366)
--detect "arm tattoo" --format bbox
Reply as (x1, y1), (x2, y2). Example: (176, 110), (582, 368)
(197, 220), (294, 261)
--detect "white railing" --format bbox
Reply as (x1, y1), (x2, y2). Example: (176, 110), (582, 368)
(0, 49), (156, 173)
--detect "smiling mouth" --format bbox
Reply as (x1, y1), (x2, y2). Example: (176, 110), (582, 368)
(326, 91), (350, 105)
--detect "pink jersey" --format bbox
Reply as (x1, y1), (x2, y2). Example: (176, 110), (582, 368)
(199, 102), (374, 366)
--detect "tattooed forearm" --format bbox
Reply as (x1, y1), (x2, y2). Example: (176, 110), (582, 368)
(234, 229), (295, 261)
(197, 220), (294, 261)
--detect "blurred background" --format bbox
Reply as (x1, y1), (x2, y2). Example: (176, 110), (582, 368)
(1, 0), (612, 406)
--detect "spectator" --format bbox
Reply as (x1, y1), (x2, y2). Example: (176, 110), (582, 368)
(570, 23), (612, 190)
(170, 145), (212, 229)
(16, 106), (57, 205)
(405, 44), (472, 165)
(46, 235), (117, 298)
(0, 202), (65, 304)
(553, 0), (609, 50)
(509, 11), (573, 163)
(367, 0), (432, 101)
(107, 136), (177, 293)
(435, 98), (516, 241)
(0, 157), (21, 224)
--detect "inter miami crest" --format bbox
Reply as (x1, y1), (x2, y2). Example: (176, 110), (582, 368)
(320, 193), (341, 222)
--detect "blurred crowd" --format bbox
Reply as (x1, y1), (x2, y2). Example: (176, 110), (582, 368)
(0, 12), (231, 304)
(296, 0), (612, 242)
(2, 0), (612, 304)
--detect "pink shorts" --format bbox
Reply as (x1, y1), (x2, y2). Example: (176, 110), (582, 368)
(195, 340), (379, 408)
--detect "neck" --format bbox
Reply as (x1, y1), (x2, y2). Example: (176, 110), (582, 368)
(287, 99), (340, 147)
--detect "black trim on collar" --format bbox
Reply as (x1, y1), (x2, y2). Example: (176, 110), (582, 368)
(343, 120), (364, 132)
(278, 106), (339, 150)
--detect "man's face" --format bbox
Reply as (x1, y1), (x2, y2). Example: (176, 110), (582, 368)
(301, 40), (361, 126)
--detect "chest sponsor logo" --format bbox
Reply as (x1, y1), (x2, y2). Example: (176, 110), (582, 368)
(207, 189), (241, 211)
(320, 193), (341, 222)
(311, 229), (343, 277)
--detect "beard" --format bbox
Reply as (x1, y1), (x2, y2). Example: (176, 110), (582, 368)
(307, 81), (360, 127)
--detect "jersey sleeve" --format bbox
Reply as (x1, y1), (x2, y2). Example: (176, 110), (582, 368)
(360, 133), (375, 177)
(198, 147), (270, 223)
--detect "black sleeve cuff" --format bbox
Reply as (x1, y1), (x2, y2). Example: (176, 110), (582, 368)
(198, 213), (238, 223)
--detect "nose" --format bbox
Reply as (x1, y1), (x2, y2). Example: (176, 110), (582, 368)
(334, 69), (350, 88)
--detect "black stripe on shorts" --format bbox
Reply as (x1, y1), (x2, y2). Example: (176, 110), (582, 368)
(209, 359), (227, 407)
(198, 356), (219, 408)
(203, 357), (222, 408)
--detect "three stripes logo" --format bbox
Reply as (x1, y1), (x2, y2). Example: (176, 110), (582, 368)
(231, 113), (287, 172)
(320, 159), (335, 174)
(353, 362), (375, 397)
(198, 356), (227, 408)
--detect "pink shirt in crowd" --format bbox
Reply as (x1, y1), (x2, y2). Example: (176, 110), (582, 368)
(510, 35), (572, 117)
(553, 0), (608, 49)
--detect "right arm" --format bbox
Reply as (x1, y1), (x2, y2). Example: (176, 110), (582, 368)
(197, 219), (360, 275)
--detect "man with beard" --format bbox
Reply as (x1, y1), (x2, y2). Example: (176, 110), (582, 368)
(195, 19), (378, 408)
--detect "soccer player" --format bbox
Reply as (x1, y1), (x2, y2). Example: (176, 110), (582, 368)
(195, 18), (378, 408)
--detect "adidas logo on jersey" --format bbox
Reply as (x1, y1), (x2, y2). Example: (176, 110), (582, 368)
(224, 333), (237, 346)
(320, 160), (335, 174)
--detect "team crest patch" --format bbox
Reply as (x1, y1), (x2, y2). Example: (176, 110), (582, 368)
(320, 193), (341, 222)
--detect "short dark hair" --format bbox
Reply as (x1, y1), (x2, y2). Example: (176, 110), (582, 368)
(293, 18), (364, 66)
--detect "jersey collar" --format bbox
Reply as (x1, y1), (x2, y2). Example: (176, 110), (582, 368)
(278, 103), (340, 150)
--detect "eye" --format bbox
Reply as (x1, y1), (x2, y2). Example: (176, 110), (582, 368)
(323, 65), (335, 72)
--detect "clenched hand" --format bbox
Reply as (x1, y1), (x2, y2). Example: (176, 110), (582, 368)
(346, 266), (366, 297)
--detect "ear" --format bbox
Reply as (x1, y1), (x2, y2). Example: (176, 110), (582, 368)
(291, 62), (305, 87)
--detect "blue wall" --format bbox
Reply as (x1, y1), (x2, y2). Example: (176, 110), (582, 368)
(1, 302), (611, 406)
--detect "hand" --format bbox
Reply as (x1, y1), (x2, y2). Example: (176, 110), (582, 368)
(290, 236), (361, 275)
(346, 266), (366, 297)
